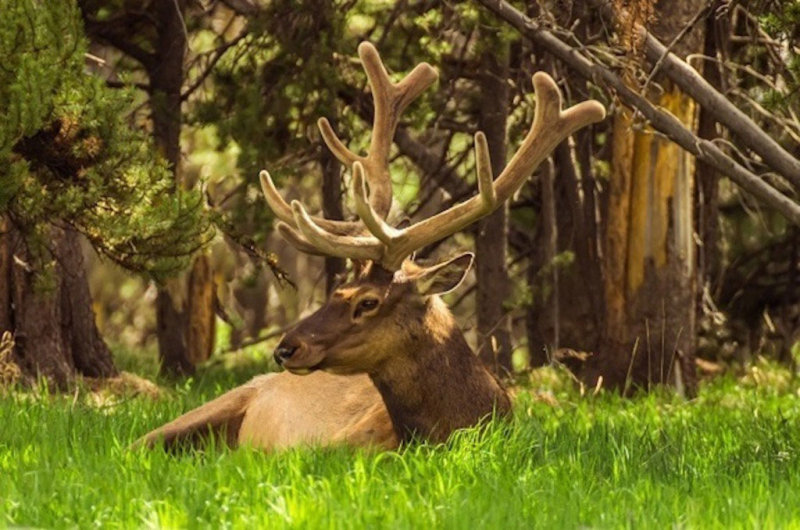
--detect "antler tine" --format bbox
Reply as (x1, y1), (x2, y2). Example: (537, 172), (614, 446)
(275, 163), (401, 263)
(370, 72), (605, 269)
(290, 200), (383, 261)
(474, 131), (497, 210)
(259, 170), (364, 236)
(318, 42), (438, 219)
(275, 222), (327, 256)
(491, 72), (605, 201)
(351, 162), (401, 245)
(260, 42), (436, 260)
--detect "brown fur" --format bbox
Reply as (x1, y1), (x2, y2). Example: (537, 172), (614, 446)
(369, 297), (510, 442)
(134, 372), (396, 451)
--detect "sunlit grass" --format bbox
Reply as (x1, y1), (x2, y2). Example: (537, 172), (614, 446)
(2, 361), (800, 528)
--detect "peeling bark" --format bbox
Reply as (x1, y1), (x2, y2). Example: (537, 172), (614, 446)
(582, 0), (704, 393)
(594, 82), (698, 393)
(186, 255), (215, 366)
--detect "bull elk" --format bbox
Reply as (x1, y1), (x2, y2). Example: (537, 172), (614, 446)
(136, 42), (605, 451)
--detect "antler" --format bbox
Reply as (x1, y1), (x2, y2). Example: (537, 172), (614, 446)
(260, 42), (438, 237)
(278, 69), (606, 269)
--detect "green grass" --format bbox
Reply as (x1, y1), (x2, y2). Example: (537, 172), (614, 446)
(2, 362), (800, 529)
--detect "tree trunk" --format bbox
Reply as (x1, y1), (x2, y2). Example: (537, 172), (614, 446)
(186, 255), (215, 365)
(149, 0), (214, 376)
(475, 44), (513, 375)
(695, 9), (724, 297)
(523, 9), (605, 364)
(1, 222), (117, 387)
(321, 122), (345, 295)
(526, 159), (558, 367)
(156, 282), (191, 376)
(59, 228), (117, 377)
(590, 1), (703, 394)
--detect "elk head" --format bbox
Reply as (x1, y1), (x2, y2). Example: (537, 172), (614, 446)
(273, 253), (474, 375)
(261, 42), (605, 376)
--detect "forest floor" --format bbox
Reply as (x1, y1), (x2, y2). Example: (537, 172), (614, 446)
(2, 350), (800, 529)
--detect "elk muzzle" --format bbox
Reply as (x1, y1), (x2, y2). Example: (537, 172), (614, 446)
(273, 336), (324, 375)
(273, 343), (298, 363)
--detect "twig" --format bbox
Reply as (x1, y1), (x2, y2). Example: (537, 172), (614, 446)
(623, 337), (640, 396)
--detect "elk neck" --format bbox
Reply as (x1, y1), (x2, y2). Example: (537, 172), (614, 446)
(367, 296), (511, 443)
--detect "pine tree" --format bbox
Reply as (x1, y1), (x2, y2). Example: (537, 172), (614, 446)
(0, 0), (212, 385)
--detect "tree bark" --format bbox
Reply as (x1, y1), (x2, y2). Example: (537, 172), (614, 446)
(475, 43), (513, 374)
(1, 223), (117, 387)
(186, 255), (215, 365)
(148, 0), (214, 375)
(526, 159), (558, 367)
(589, 0), (703, 393)
(0, 217), (11, 336)
(695, 9), (724, 297)
(59, 228), (117, 377)
(156, 284), (191, 376)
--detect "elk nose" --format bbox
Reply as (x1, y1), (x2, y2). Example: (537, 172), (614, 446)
(273, 343), (298, 365)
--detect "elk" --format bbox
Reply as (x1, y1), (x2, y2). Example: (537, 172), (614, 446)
(135, 42), (605, 451)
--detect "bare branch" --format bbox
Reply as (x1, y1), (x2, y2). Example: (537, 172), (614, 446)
(641, 29), (800, 189)
(578, 0), (800, 189)
(475, 0), (800, 225)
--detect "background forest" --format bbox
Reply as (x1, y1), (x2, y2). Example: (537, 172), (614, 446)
(4, 0), (799, 391)
(4, 0), (800, 526)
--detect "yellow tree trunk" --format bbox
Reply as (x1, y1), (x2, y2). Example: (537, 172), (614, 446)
(598, 84), (697, 392)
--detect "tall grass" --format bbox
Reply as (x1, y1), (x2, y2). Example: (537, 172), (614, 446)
(2, 362), (800, 528)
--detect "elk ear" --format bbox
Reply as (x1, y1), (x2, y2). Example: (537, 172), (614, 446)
(412, 252), (474, 296)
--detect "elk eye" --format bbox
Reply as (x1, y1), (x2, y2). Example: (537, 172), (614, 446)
(354, 298), (379, 318)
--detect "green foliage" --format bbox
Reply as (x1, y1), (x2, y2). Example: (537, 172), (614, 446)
(0, 0), (212, 280)
(3, 370), (800, 527)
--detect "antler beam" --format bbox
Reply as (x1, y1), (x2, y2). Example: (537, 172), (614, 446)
(318, 42), (438, 219)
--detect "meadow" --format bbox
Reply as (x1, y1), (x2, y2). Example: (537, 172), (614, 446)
(2, 355), (800, 529)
